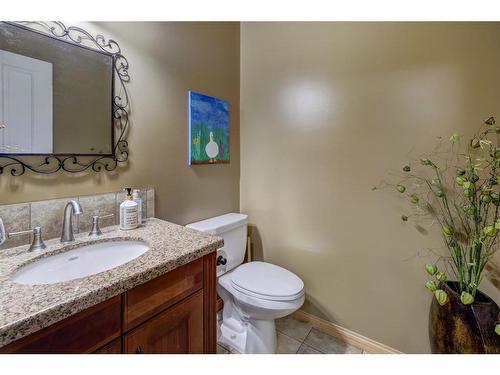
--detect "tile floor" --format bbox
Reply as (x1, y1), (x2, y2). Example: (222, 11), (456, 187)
(217, 314), (366, 354)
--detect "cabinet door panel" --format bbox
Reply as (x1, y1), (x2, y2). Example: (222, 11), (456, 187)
(124, 290), (203, 354)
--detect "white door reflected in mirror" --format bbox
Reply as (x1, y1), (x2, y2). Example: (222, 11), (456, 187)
(0, 49), (53, 154)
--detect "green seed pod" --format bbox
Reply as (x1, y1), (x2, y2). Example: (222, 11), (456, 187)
(455, 176), (466, 186)
(420, 158), (432, 166)
(442, 225), (454, 236)
(436, 272), (447, 282)
(483, 225), (498, 237)
(460, 292), (475, 305)
(425, 263), (438, 276)
(425, 281), (437, 292)
(403, 165), (411, 172)
(462, 181), (473, 190)
(462, 204), (475, 215)
(491, 192), (500, 201)
(495, 220), (500, 230)
(434, 289), (449, 306)
(456, 169), (466, 176)
(410, 195), (419, 204)
(471, 138), (481, 149)
(495, 324), (500, 336)
(470, 174), (479, 183)
(491, 148), (500, 159)
(464, 188), (472, 197)
(396, 185), (406, 193)
(435, 190), (444, 198)
(482, 194), (492, 203)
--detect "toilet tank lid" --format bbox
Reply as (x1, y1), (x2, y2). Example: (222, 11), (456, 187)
(186, 213), (248, 235)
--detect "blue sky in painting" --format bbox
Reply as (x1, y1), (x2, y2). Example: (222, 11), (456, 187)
(189, 91), (229, 131)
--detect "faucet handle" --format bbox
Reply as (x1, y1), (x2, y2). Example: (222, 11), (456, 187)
(8, 226), (47, 252)
(88, 214), (114, 237)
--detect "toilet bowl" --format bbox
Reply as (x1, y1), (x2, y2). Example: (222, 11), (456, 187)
(186, 213), (304, 354)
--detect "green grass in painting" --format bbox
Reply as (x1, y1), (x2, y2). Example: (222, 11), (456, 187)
(191, 122), (229, 162)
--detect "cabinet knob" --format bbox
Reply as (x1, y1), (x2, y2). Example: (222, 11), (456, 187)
(135, 345), (143, 354)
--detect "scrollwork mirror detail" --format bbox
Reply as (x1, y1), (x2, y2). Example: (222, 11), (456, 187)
(0, 21), (129, 176)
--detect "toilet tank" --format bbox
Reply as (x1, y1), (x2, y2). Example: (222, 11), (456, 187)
(186, 213), (248, 274)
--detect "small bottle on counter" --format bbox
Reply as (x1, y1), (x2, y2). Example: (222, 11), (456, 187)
(120, 188), (138, 230)
(132, 189), (143, 225)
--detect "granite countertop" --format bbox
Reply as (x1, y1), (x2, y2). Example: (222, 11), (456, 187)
(0, 217), (223, 348)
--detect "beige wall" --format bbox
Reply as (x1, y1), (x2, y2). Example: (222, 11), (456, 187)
(240, 22), (500, 353)
(0, 22), (240, 225)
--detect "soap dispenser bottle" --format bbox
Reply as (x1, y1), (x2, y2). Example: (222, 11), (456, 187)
(132, 189), (143, 225)
(120, 188), (139, 230)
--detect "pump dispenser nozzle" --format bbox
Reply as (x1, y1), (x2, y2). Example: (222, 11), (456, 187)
(124, 188), (133, 199)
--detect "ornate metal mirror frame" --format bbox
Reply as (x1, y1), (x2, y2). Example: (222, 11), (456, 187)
(0, 21), (129, 176)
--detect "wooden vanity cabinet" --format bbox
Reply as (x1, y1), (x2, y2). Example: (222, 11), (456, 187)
(0, 252), (216, 354)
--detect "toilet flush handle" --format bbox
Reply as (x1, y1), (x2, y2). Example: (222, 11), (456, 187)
(217, 255), (227, 266)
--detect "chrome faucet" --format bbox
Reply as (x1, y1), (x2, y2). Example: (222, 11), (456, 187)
(61, 200), (83, 243)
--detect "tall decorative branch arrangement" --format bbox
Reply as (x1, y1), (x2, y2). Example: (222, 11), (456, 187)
(377, 117), (500, 337)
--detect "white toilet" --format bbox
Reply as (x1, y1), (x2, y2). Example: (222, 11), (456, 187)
(186, 213), (304, 354)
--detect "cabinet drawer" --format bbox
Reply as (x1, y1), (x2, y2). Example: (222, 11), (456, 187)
(123, 258), (203, 331)
(124, 290), (204, 354)
(0, 296), (121, 354)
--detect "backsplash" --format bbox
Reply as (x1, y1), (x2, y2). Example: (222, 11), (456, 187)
(0, 188), (155, 250)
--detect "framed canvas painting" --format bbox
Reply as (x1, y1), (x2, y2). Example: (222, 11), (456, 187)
(188, 91), (230, 165)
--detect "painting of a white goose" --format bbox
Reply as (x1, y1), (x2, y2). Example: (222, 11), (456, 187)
(188, 91), (230, 164)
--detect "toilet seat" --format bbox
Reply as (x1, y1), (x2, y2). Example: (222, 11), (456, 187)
(229, 262), (304, 302)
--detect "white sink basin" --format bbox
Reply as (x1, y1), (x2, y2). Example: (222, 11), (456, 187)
(11, 240), (149, 285)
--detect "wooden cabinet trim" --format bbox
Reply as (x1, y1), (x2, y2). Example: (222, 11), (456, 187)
(203, 252), (217, 354)
(94, 337), (122, 354)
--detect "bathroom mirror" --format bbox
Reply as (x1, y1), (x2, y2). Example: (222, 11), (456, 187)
(0, 21), (129, 175)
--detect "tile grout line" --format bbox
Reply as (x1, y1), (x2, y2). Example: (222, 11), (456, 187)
(296, 342), (324, 354)
(275, 328), (310, 345)
(301, 328), (328, 354)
